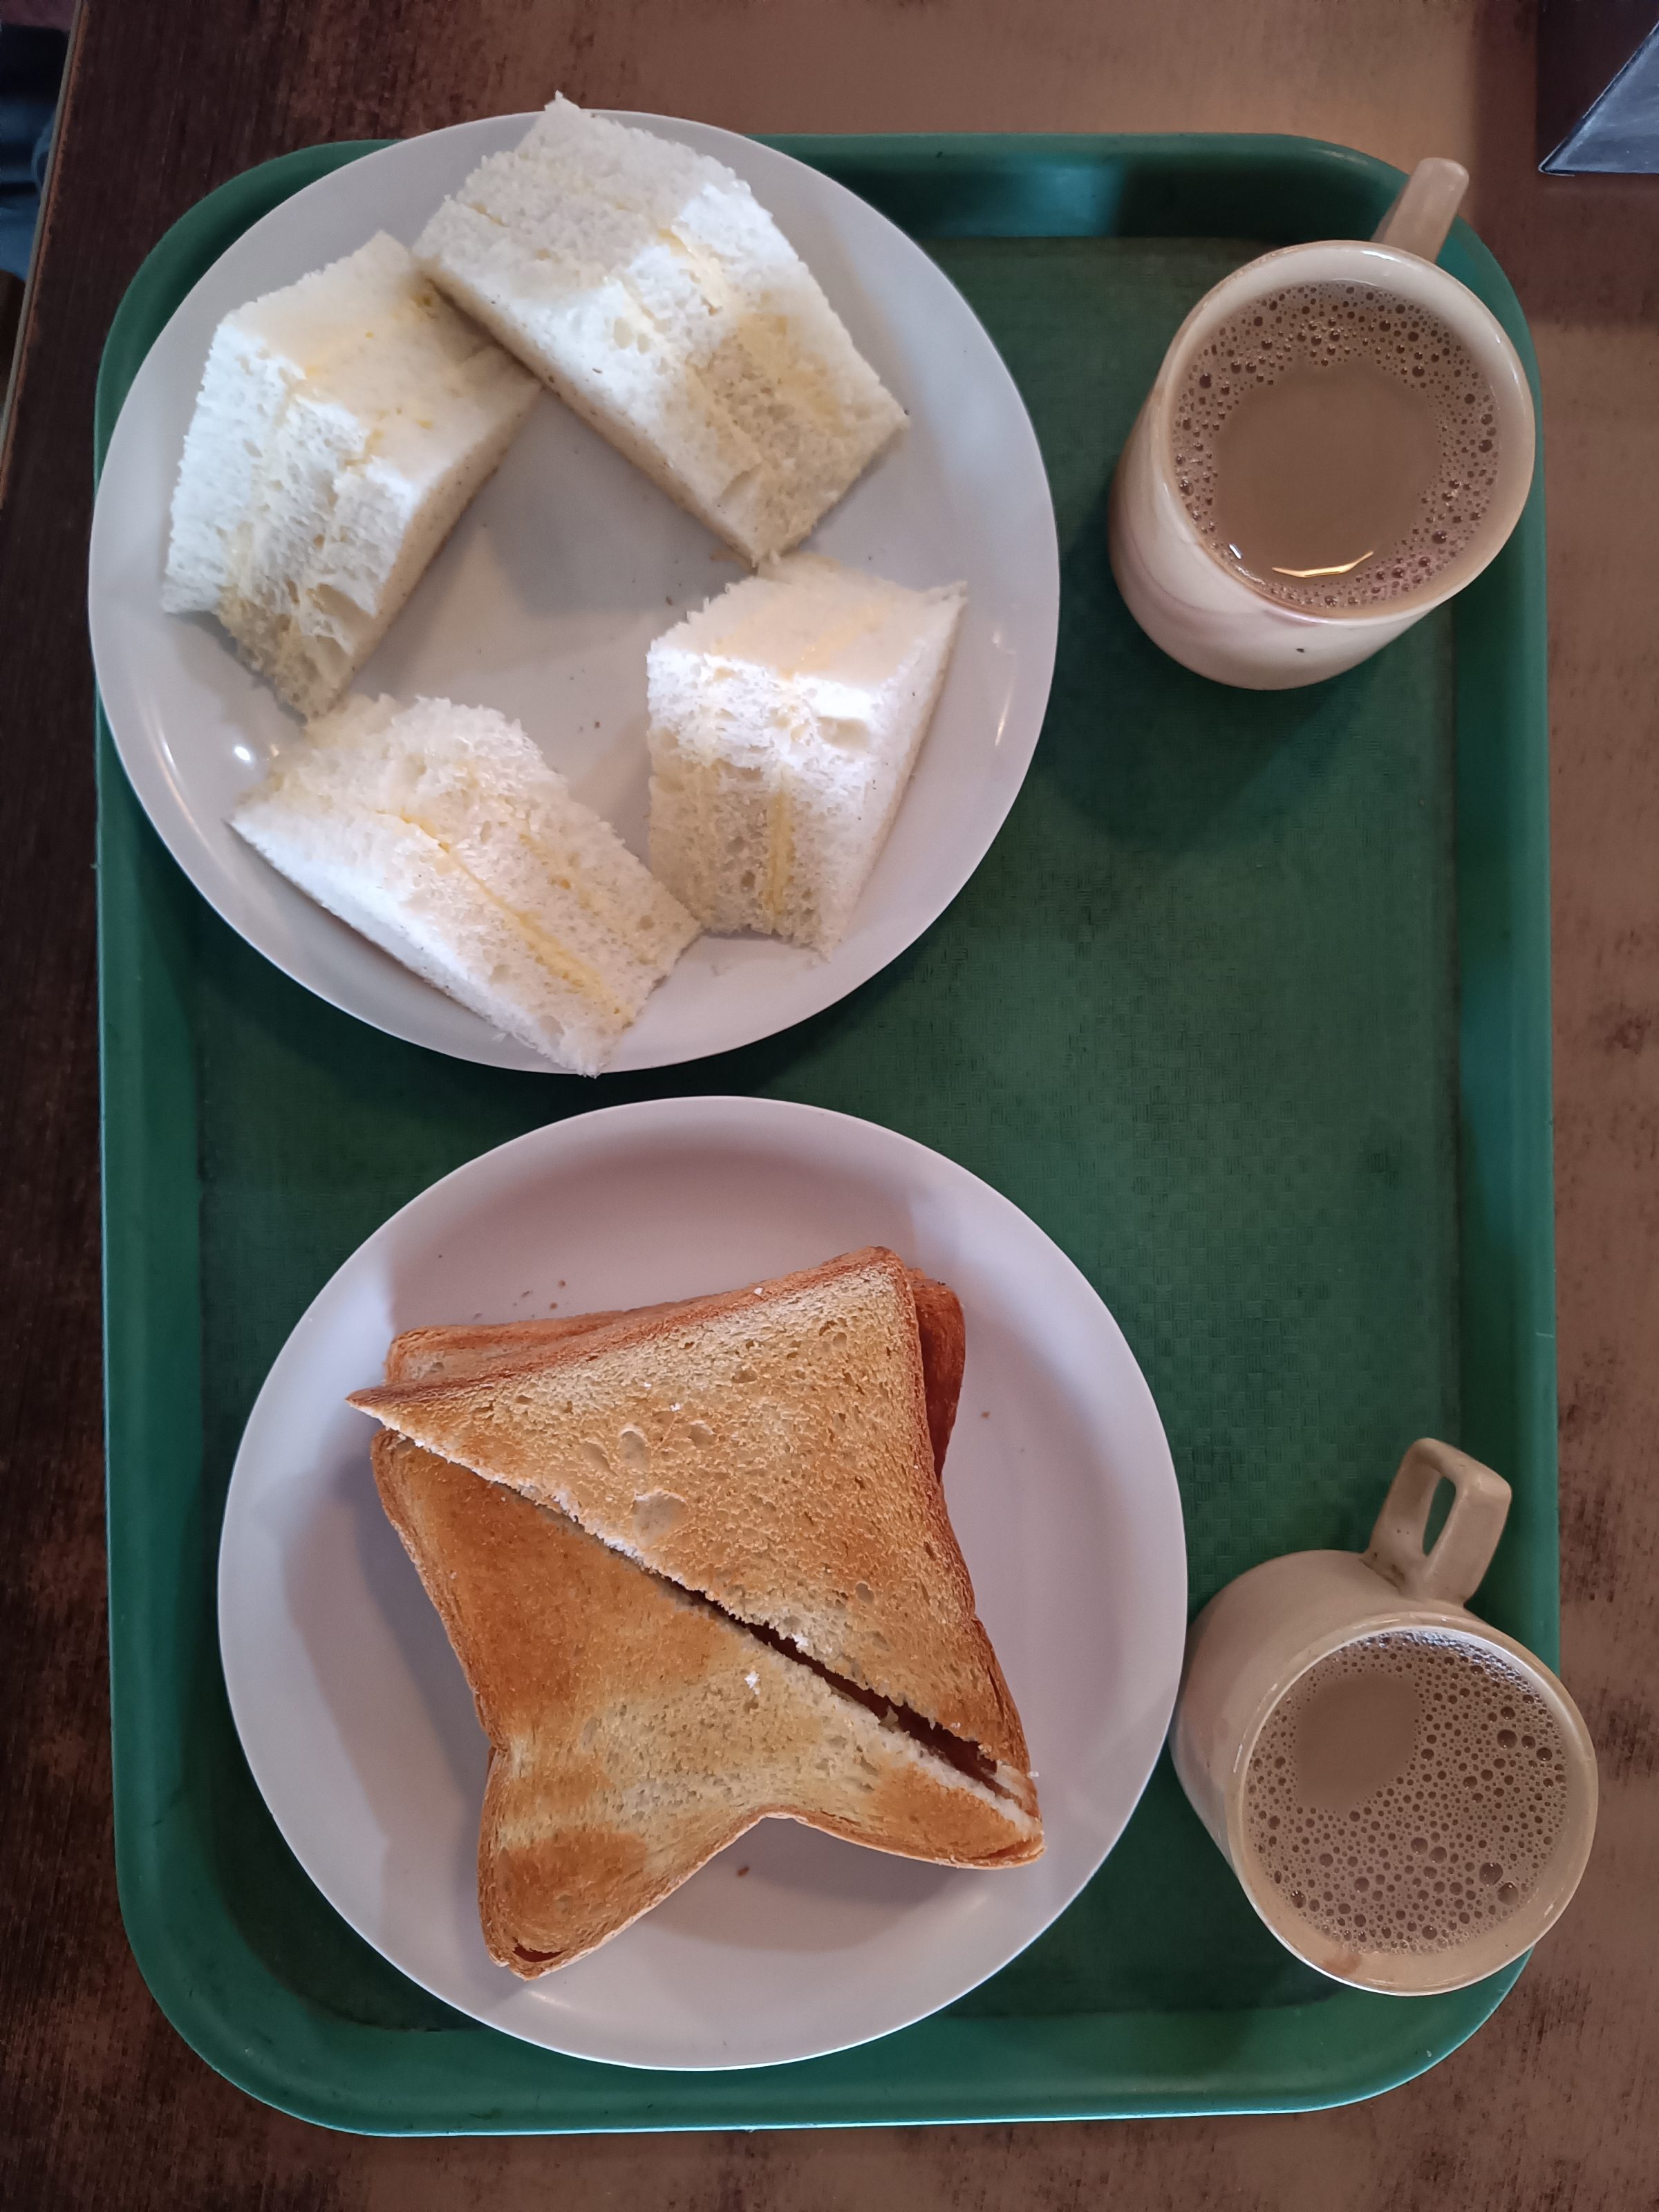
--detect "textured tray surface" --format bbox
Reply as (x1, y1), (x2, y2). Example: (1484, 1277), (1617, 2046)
(98, 132), (1553, 2131)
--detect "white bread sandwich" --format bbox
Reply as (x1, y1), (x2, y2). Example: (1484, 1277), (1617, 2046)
(351, 1247), (1036, 1815)
(646, 554), (965, 953)
(413, 97), (906, 565)
(231, 693), (698, 1074)
(163, 232), (538, 716)
(370, 1271), (1037, 1976)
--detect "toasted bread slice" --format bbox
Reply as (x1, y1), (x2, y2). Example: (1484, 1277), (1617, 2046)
(353, 1248), (1029, 1795)
(373, 1338), (1041, 1976)
(388, 1268), (966, 1477)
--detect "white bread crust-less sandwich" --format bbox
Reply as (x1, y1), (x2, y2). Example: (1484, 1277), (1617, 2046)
(231, 693), (699, 1074)
(164, 233), (538, 717)
(413, 97), (906, 565)
(646, 553), (965, 953)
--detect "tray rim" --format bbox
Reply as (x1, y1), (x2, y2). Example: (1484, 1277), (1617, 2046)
(97, 125), (1550, 2135)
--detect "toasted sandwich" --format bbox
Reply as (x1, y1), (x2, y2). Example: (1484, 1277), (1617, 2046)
(385, 1264), (966, 1477)
(353, 1247), (1035, 1809)
(371, 1268), (1038, 1975)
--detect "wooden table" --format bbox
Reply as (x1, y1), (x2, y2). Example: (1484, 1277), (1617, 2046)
(3, 3), (1655, 2203)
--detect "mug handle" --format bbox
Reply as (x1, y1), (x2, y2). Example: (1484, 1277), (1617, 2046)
(1362, 1438), (1512, 1603)
(1372, 158), (1469, 263)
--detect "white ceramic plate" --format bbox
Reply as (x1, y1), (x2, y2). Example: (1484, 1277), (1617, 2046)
(88, 114), (1058, 1073)
(218, 1098), (1186, 2070)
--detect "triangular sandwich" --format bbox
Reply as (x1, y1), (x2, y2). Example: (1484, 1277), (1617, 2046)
(164, 234), (538, 716)
(385, 1264), (966, 1479)
(232, 694), (698, 1075)
(353, 1248), (1031, 1808)
(373, 1302), (1038, 1977)
(413, 98), (906, 563)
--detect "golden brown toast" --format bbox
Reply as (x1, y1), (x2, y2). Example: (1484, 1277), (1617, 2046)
(354, 1248), (1031, 1787)
(371, 1302), (1042, 1978)
(388, 1266), (966, 1477)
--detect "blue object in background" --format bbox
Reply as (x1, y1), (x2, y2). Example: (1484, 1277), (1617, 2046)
(1538, 0), (1659, 171)
(1, 27), (68, 281)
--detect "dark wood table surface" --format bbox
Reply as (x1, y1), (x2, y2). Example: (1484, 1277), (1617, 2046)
(3, 3), (1656, 2204)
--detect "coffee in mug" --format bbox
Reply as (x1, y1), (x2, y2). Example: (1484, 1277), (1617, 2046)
(1241, 1627), (1572, 1960)
(1172, 1439), (1597, 1994)
(1172, 283), (1501, 611)
(1107, 159), (1539, 688)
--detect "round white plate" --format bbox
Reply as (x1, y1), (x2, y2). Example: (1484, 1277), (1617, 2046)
(218, 1097), (1186, 2070)
(88, 114), (1058, 1073)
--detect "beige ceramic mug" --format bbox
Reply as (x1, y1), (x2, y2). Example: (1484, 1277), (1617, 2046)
(1108, 160), (1537, 688)
(1172, 1439), (1597, 1994)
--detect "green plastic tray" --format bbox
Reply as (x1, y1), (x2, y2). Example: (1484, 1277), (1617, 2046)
(97, 131), (1553, 2133)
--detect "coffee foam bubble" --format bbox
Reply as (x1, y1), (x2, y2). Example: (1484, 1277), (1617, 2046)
(1173, 281), (1501, 608)
(1243, 1629), (1571, 1958)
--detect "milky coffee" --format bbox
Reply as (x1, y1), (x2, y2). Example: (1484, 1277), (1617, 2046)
(1172, 281), (1501, 610)
(1242, 1629), (1570, 1957)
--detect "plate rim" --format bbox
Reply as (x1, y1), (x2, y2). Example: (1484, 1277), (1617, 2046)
(86, 111), (1060, 1076)
(216, 1094), (1188, 2070)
